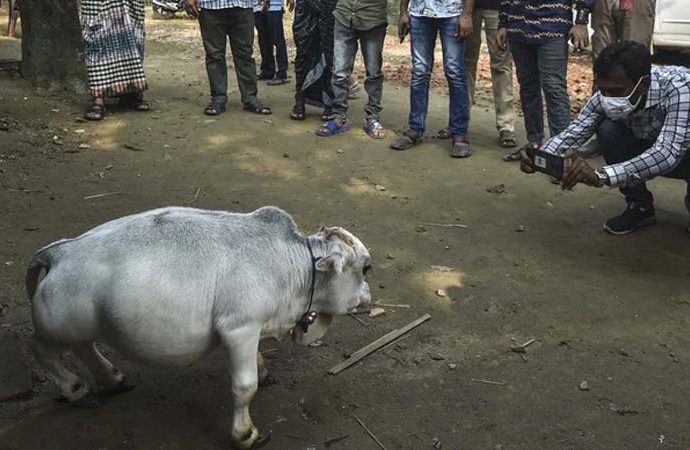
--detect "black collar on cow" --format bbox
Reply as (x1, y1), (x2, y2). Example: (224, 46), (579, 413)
(298, 238), (321, 333)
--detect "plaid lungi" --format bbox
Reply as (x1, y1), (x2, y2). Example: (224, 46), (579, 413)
(82, 0), (147, 97)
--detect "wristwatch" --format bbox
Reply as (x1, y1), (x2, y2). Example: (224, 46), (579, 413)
(594, 168), (610, 187)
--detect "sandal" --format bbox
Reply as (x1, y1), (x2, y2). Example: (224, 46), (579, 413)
(243, 99), (272, 115)
(322, 109), (335, 122)
(436, 128), (451, 140)
(316, 119), (351, 137)
(499, 130), (517, 148)
(204, 97), (227, 116)
(84, 103), (106, 121)
(450, 136), (472, 158)
(364, 119), (386, 139)
(119, 93), (150, 112)
(504, 142), (539, 162)
(290, 100), (306, 121)
(390, 130), (423, 151)
(267, 78), (289, 86)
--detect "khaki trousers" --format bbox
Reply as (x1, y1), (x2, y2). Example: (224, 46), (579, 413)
(592, 0), (656, 58)
(464, 8), (515, 133)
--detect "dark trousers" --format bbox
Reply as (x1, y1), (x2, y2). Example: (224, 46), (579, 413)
(254, 10), (289, 79)
(332, 21), (385, 122)
(510, 38), (571, 143)
(199, 7), (258, 105)
(597, 119), (690, 207)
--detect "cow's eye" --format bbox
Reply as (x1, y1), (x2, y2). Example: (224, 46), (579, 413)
(363, 265), (372, 276)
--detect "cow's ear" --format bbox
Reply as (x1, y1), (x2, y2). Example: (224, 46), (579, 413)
(315, 254), (344, 273)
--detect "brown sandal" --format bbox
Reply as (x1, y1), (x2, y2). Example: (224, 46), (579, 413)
(84, 103), (106, 121)
(499, 130), (517, 148)
(450, 136), (472, 158)
(390, 131), (423, 151)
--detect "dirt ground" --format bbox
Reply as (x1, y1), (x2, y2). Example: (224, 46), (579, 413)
(2, 9), (690, 450)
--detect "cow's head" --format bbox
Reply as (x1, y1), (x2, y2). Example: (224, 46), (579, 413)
(292, 226), (371, 345)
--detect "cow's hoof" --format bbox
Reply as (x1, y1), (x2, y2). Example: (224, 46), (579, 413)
(233, 429), (272, 450)
(100, 380), (136, 398)
(251, 430), (272, 449)
(258, 374), (277, 388)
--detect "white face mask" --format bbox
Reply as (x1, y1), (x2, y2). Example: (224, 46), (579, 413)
(600, 75), (648, 120)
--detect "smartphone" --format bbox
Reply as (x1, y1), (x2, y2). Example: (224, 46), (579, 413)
(525, 147), (565, 180)
(399, 25), (409, 43)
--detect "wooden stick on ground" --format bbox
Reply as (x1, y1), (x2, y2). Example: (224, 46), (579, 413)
(418, 222), (468, 229)
(348, 313), (368, 326)
(328, 313), (431, 375)
(471, 378), (506, 386)
(353, 414), (387, 450)
(83, 192), (120, 200)
(372, 302), (411, 308)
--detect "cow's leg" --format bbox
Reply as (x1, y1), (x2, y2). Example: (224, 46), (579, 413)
(73, 342), (134, 395)
(32, 336), (91, 403)
(256, 352), (276, 387)
(220, 328), (271, 449)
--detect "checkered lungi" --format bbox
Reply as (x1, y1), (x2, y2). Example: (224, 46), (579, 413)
(82, 0), (147, 97)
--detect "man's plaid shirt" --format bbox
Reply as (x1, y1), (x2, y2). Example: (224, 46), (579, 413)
(199, 0), (256, 9)
(542, 65), (690, 188)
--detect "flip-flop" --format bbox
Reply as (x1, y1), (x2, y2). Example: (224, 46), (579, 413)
(390, 131), (423, 150)
(499, 130), (517, 148)
(316, 119), (351, 137)
(364, 119), (386, 139)
(204, 98), (226, 116)
(243, 101), (272, 115)
(84, 103), (106, 121)
(290, 101), (306, 120)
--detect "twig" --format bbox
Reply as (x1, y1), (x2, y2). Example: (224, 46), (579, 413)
(193, 186), (202, 202)
(471, 378), (506, 386)
(261, 348), (278, 354)
(353, 414), (387, 450)
(510, 338), (537, 354)
(348, 313), (368, 327)
(324, 434), (349, 448)
(418, 222), (468, 229)
(520, 338), (536, 348)
(6, 187), (41, 193)
(372, 302), (410, 309)
(329, 314), (431, 375)
(83, 192), (120, 200)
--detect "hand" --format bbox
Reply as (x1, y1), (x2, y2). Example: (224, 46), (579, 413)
(184, 0), (200, 17)
(286, 0), (295, 12)
(398, 12), (410, 43)
(456, 14), (473, 40)
(561, 153), (600, 190)
(496, 28), (508, 50)
(261, 0), (269, 11)
(569, 24), (589, 50)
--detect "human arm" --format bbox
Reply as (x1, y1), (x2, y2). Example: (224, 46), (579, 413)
(569, 0), (593, 49)
(496, 0), (510, 49)
(456, 0), (474, 39)
(399, 0), (411, 42)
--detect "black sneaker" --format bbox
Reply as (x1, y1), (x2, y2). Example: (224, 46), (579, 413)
(604, 203), (656, 235)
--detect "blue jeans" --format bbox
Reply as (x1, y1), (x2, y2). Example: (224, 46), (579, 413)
(332, 21), (386, 121)
(509, 38), (570, 143)
(409, 15), (469, 137)
(597, 119), (690, 207)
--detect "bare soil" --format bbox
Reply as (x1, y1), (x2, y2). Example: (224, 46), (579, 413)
(2, 9), (690, 450)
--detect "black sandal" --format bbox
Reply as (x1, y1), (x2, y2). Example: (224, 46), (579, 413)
(84, 103), (106, 121)
(204, 98), (226, 116)
(290, 100), (306, 121)
(119, 93), (150, 112)
(243, 100), (272, 115)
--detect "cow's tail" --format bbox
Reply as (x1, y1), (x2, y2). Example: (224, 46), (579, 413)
(25, 239), (70, 302)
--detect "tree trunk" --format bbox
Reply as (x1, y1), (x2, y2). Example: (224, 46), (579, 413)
(20, 0), (87, 93)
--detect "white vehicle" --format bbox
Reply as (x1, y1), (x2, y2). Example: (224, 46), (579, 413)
(654, 0), (690, 51)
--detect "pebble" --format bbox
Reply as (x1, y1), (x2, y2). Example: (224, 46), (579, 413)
(579, 381), (589, 391)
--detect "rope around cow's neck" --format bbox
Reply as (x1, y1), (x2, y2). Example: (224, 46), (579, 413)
(299, 238), (320, 332)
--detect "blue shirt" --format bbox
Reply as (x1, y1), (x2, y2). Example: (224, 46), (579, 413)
(499, 0), (594, 43)
(408, 0), (463, 18)
(199, 0), (255, 10)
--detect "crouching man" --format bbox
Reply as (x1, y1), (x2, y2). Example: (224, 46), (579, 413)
(521, 41), (690, 235)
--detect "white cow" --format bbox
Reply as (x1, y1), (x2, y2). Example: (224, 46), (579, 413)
(25, 206), (372, 449)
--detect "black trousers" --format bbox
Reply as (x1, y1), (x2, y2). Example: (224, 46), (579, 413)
(254, 10), (289, 79)
(597, 118), (690, 207)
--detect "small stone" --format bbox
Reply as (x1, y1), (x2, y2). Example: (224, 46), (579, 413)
(74, 129), (85, 134)
(369, 307), (386, 318)
(375, 184), (386, 192)
(385, 254), (395, 260)
(435, 289), (447, 298)
(283, 152), (290, 158)
(579, 381), (589, 391)
(515, 225), (526, 232)
(308, 339), (323, 348)
(447, 363), (458, 370)
(336, 149), (344, 154)
(430, 353), (445, 361)
(78, 143), (90, 149)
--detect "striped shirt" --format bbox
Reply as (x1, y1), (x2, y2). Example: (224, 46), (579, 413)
(542, 66), (690, 188)
(498, 0), (594, 43)
(253, 0), (282, 12)
(199, 0), (255, 9)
